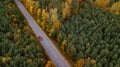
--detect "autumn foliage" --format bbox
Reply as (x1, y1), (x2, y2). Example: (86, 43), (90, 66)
(21, 0), (120, 67)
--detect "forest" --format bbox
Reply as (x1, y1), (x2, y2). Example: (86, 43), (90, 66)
(0, 0), (120, 67)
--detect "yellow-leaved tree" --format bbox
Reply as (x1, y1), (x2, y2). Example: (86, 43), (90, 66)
(29, 6), (33, 15)
(42, 9), (46, 21)
(110, 1), (120, 15)
(61, 39), (67, 50)
(25, 0), (34, 9)
(41, 9), (49, 30)
(71, 0), (80, 14)
(45, 60), (55, 67)
(49, 8), (61, 36)
(53, 20), (61, 30)
(49, 28), (55, 37)
(50, 8), (58, 23)
(57, 33), (62, 43)
(62, 0), (72, 20)
(41, 21), (46, 30)
(68, 34), (72, 39)
(42, 9), (48, 22)
(95, 0), (110, 8)
(75, 58), (96, 67)
(75, 58), (85, 67)
(33, 1), (40, 19)
(37, 8), (41, 17)
(2, 57), (11, 63)
(36, 8), (41, 24)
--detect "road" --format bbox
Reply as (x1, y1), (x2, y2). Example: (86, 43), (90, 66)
(14, 0), (71, 67)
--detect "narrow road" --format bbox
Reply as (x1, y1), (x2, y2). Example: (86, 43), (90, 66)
(14, 0), (71, 67)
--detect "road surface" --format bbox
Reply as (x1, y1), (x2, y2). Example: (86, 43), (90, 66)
(14, 0), (71, 67)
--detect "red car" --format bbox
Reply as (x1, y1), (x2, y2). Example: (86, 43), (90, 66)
(38, 35), (43, 41)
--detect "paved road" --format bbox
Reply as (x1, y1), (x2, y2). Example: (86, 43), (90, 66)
(14, 0), (71, 67)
